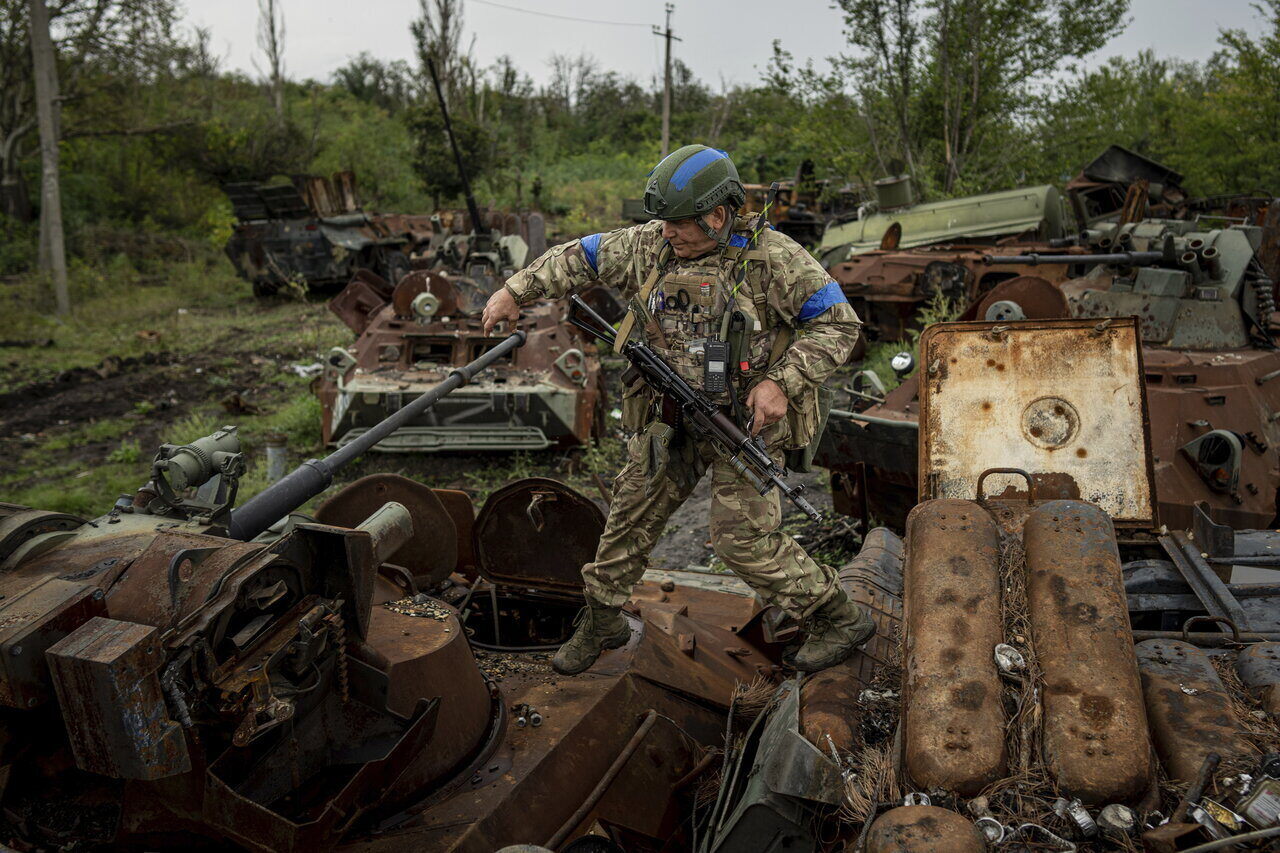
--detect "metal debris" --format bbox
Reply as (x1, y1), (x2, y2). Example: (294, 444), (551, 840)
(383, 596), (452, 621)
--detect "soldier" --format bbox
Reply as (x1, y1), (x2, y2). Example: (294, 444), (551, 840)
(482, 144), (872, 675)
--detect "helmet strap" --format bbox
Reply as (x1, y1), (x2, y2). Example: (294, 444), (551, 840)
(696, 206), (736, 248)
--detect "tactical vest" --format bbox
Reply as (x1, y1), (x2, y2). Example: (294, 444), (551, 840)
(618, 225), (799, 440)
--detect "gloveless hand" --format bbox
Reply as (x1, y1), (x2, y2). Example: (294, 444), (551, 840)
(745, 379), (788, 436)
(482, 288), (520, 335)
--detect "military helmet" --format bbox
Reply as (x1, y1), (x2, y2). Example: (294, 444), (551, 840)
(643, 145), (746, 222)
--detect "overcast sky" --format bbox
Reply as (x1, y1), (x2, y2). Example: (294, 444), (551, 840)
(185, 0), (1265, 90)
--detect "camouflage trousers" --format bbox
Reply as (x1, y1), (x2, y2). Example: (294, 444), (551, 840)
(582, 424), (838, 620)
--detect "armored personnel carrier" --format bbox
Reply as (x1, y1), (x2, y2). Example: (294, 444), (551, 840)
(817, 177), (1073, 343)
(319, 266), (606, 452)
(315, 60), (608, 454)
(223, 171), (437, 296)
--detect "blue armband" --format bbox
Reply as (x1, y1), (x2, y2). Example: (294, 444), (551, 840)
(580, 233), (603, 273)
(797, 281), (848, 322)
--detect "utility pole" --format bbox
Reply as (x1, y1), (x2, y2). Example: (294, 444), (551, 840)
(29, 0), (69, 316)
(652, 3), (681, 159)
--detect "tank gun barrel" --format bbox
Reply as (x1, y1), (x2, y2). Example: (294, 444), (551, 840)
(982, 251), (1163, 266)
(228, 330), (526, 541)
(426, 58), (486, 244)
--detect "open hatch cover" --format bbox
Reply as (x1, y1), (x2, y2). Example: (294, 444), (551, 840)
(472, 478), (605, 593)
(918, 316), (1157, 527)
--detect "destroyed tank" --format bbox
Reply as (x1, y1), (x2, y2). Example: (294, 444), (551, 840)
(223, 171), (437, 296)
(0, 341), (790, 852)
(821, 145), (1277, 348)
(818, 177), (1073, 344)
(819, 208), (1280, 533)
(315, 59), (609, 453)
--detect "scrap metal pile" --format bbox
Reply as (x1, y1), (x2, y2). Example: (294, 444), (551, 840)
(8, 141), (1280, 852)
(816, 146), (1280, 535)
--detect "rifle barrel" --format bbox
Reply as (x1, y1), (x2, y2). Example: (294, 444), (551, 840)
(983, 251), (1163, 266)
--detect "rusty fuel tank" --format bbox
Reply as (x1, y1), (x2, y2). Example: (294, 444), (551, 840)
(902, 499), (1007, 795)
(1135, 639), (1252, 782)
(1023, 499), (1153, 804)
(865, 805), (987, 853)
(1236, 642), (1280, 716)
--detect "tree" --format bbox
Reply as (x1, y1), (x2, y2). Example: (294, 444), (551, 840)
(333, 52), (414, 113)
(0, 0), (189, 221)
(830, 0), (1129, 193)
(29, 0), (67, 314)
(255, 0), (285, 120)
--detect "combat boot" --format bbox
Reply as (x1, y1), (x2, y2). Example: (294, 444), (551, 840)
(552, 602), (631, 675)
(792, 589), (875, 673)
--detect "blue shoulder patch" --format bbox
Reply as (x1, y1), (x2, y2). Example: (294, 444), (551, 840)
(797, 281), (848, 322)
(580, 233), (603, 273)
(728, 234), (749, 248)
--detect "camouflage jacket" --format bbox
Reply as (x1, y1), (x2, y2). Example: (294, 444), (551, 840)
(504, 217), (861, 446)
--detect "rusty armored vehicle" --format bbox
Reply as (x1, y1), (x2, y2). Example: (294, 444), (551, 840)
(818, 146), (1277, 348)
(316, 60), (608, 454)
(2, 319), (1280, 850)
(223, 171), (436, 297)
(319, 266), (607, 452)
(740, 160), (863, 247)
(819, 206), (1280, 533)
(793, 319), (1280, 849)
(817, 177), (1074, 344)
(0, 339), (781, 852)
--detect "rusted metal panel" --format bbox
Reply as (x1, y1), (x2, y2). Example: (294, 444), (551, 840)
(801, 527), (903, 752)
(347, 603), (493, 794)
(0, 580), (106, 709)
(902, 499), (1007, 795)
(1024, 500), (1153, 803)
(1235, 642), (1280, 716)
(629, 609), (775, 707)
(316, 474), (459, 587)
(472, 478), (604, 593)
(918, 317), (1157, 527)
(1135, 639), (1252, 782)
(866, 805), (987, 853)
(46, 616), (190, 779)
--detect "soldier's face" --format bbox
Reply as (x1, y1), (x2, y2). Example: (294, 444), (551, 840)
(663, 205), (729, 258)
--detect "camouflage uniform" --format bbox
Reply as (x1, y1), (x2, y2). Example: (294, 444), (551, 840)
(504, 217), (861, 620)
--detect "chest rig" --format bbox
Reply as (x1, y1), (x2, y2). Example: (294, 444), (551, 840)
(615, 223), (791, 407)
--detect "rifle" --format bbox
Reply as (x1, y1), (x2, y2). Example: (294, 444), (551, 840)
(568, 294), (822, 522)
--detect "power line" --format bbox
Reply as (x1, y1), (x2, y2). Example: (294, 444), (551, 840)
(468, 0), (648, 28)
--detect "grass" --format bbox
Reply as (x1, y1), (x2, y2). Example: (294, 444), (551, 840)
(0, 248), (349, 516)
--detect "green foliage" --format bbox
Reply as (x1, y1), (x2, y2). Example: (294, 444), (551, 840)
(106, 440), (142, 464)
